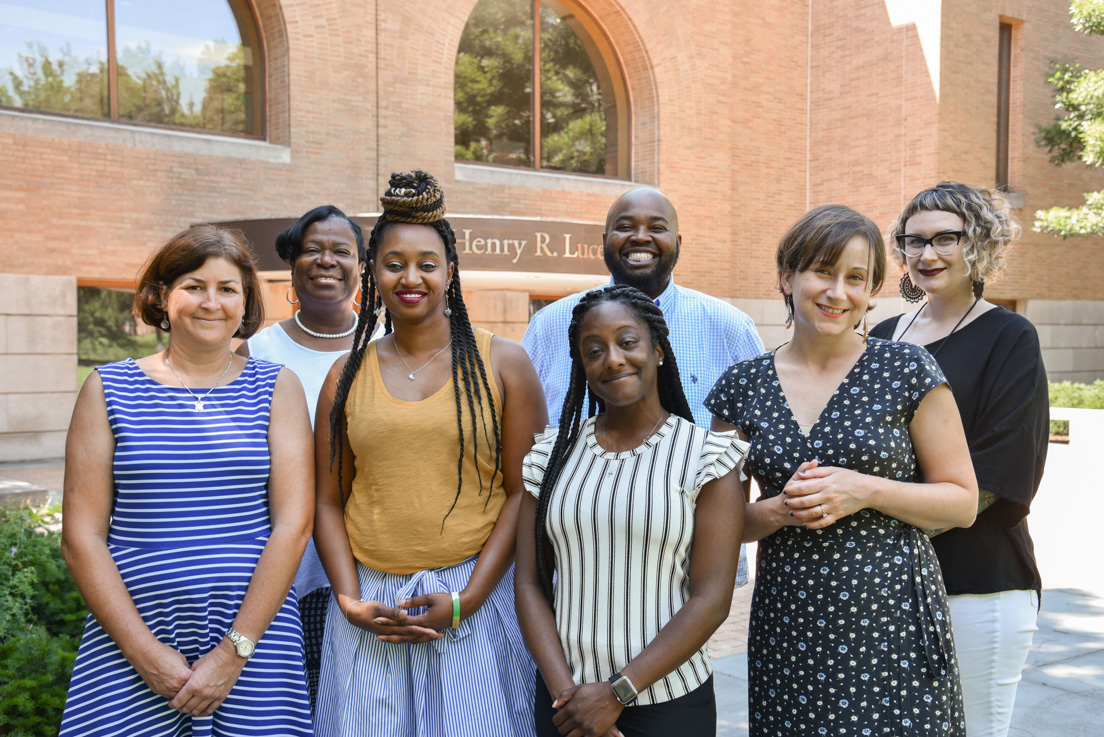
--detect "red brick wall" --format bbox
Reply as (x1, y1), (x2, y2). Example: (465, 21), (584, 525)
(1, 0), (1102, 304)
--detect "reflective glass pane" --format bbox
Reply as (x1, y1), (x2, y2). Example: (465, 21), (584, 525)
(455, 0), (533, 168)
(539, 2), (611, 175)
(0, 0), (108, 117)
(114, 0), (259, 135)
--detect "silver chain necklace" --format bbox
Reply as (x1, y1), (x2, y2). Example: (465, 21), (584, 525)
(294, 310), (356, 339)
(394, 339), (453, 381)
(164, 352), (234, 411)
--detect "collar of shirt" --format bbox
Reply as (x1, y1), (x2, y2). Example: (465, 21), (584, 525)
(607, 275), (679, 313)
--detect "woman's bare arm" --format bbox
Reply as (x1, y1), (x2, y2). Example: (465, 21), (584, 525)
(61, 372), (193, 702)
(783, 385), (978, 531)
(710, 416), (801, 542)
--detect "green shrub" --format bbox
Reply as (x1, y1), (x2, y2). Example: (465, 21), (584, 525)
(0, 627), (77, 736)
(0, 507), (86, 736)
(1049, 380), (1104, 436)
(1049, 380), (1104, 409)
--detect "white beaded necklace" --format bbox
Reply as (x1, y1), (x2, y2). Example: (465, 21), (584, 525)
(294, 310), (356, 339)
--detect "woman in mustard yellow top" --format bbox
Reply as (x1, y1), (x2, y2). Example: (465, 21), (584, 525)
(312, 171), (547, 737)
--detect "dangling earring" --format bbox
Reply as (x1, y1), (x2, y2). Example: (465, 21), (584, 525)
(353, 291), (361, 308)
(286, 287), (299, 305)
(899, 273), (925, 303)
(972, 279), (985, 299)
(862, 315), (869, 343)
(374, 304), (384, 317)
(160, 316), (170, 330)
(784, 296), (794, 329)
(444, 295), (452, 318)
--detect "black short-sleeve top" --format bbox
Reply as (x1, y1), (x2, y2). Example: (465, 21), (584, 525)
(870, 307), (1048, 595)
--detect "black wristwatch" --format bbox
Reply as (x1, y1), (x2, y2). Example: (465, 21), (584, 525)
(608, 672), (639, 705)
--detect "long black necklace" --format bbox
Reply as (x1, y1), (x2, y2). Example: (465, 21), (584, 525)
(897, 296), (981, 358)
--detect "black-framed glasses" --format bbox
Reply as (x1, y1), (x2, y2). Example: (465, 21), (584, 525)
(894, 231), (965, 256)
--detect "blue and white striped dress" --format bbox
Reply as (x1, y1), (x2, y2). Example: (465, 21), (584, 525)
(59, 357), (313, 737)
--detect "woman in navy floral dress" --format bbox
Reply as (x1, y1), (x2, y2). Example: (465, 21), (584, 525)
(706, 205), (978, 736)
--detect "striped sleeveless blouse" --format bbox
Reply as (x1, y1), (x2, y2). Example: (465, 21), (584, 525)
(59, 357), (313, 737)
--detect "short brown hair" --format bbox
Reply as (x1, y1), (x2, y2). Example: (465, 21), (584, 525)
(777, 204), (886, 294)
(133, 225), (264, 339)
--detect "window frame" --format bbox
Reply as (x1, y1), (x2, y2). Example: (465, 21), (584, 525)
(455, 0), (631, 180)
(1, 0), (266, 140)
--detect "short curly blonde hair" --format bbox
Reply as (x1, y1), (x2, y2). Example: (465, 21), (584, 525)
(887, 181), (1021, 287)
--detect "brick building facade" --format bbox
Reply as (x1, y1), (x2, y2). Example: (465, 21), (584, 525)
(2, 0), (1103, 459)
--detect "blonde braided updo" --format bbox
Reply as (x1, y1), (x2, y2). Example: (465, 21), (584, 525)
(379, 170), (447, 224)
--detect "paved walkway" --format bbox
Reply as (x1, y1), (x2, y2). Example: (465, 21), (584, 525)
(1, 440), (1100, 736)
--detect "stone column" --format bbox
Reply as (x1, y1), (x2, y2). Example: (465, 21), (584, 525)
(0, 275), (77, 462)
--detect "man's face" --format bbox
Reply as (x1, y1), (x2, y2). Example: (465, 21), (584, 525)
(603, 189), (681, 298)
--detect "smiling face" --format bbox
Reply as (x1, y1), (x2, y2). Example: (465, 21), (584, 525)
(163, 256), (246, 346)
(577, 300), (664, 409)
(782, 235), (874, 338)
(603, 189), (681, 298)
(292, 216), (362, 308)
(902, 210), (971, 299)
(371, 222), (455, 324)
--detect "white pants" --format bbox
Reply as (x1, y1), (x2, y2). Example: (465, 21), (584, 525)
(948, 589), (1038, 737)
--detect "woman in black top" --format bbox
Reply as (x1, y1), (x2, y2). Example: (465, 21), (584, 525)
(871, 181), (1048, 737)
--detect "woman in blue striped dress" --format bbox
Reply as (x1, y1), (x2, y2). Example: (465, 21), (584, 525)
(60, 225), (315, 737)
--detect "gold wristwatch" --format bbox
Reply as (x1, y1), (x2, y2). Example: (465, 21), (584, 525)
(226, 628), (256, 659)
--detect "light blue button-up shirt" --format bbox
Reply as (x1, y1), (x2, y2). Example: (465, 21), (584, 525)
(521, 277), (765, 585)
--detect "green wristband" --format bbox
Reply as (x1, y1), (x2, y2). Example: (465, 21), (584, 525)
(450, 591), (461, 630)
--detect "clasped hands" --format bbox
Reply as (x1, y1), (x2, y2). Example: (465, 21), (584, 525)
(779, 459), (872, 530)
(549, 682), (626, 737)
(343, 592), (463, 643)
(133, 636), (246, 717)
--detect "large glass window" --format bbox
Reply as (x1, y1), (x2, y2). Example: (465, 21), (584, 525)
(455, 0), (629, 178)
(0, 0), (263, 137)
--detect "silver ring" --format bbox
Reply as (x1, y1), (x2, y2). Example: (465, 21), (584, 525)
(820, 505), (828, 518)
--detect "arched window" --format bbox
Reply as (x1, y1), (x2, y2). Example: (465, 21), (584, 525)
(455, 0), (629, 179)
(0, 0), (263, 137)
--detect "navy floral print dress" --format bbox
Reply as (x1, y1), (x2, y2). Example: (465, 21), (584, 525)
(705, 338), (965, 736)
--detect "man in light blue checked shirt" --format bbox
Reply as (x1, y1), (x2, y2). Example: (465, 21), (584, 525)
(522, 186), (764, 586)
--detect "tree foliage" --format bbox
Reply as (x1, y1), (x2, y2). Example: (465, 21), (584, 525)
(454, 0), (608, 174)
(1, 40), (249, 134)
(1035, 0), (1104, 236)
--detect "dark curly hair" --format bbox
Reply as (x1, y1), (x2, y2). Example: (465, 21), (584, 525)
(532, 284), (694, 602)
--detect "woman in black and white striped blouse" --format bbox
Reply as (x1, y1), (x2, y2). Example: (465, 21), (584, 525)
(516, 285), (747, 737)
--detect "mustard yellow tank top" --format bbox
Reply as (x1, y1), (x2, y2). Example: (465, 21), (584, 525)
(344, 327), (505, 574)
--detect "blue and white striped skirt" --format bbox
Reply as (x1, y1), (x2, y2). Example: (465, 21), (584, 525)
(313, 555), (536, 737)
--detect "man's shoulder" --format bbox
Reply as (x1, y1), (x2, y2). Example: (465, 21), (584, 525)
(673, 285), (756, 327)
